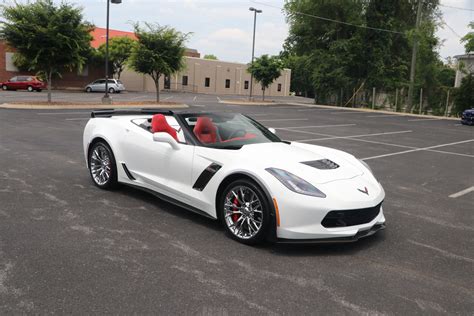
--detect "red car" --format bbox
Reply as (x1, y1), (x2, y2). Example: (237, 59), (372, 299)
(1, 76), (46, 92)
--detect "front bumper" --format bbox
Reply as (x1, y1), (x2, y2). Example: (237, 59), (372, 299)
(278, 223), (386, 243)
(461, 116), (473, 125)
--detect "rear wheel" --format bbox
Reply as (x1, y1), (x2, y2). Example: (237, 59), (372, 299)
(219, 179), (270, 245)
(88, 141), (118, 190)
(27, 86), (34, 92)
(108, 87), (115, 94)
(2, 85), (7, 91)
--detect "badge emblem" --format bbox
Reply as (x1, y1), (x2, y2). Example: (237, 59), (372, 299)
(358, 187), (369, 195)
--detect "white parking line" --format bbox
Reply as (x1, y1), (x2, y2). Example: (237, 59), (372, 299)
(193, 96), (197, 101)
(216, 96), (222, 102)
(449, 186), (474, 198)
(280, 124), (356, 129)
(259, 118), (308, 122)
(65, 118), (90, 121)
(38, 112), (90, 115)
(362, 139), (474, 161)
(164, 96), (174, 100)
(279, 129), (412, 142)
(407, 118), (443, 122)
(297, 108), (335, 112)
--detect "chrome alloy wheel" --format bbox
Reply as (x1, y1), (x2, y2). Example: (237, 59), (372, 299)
(224, 186), (263, 240)
(90, 145), (112, 186)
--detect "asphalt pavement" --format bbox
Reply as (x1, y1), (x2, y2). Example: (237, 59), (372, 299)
(0, 94), (473, 314)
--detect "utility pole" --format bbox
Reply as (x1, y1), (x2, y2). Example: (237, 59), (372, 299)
(249, 7), (262, 102)
(407, 0), (423, 112)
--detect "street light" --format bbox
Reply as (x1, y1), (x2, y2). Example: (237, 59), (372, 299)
(248, 7), (262, 102)
(102, 0), (122, 104)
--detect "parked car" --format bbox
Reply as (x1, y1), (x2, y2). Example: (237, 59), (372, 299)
(83, 109), (386, 245)
(0, 76), (46, 92)
(85, 79), (125, 93)
(461, 108), (474, 125)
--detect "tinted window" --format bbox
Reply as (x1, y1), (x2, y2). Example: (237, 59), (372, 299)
(225, 79), (230, 89)
(277, 83), (282, 92)
(17, 76), (28, 81)
(205, 77), (210, 87)
(107, 80), (116, 84)
(244, 80), (249, 89)
(182, 75), (188, 86)
(10, 77), (17, 82)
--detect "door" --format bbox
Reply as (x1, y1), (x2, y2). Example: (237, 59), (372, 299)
(164, 76), (171, 90)
(122, 124), (195, 204)
(93, 80), (106, 92)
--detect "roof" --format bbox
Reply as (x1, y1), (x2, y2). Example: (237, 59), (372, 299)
(454, 53), (474, 60)
(90, 27), (137, 49)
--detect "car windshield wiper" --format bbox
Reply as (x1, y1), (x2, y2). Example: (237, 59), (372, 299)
(217, 145), (243, 150)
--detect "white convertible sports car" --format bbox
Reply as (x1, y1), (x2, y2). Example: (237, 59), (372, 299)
(83, 109), (386, 244)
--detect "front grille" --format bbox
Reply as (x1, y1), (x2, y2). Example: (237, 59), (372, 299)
(302, 159), (340, 170)
(322, 203), (382, 228)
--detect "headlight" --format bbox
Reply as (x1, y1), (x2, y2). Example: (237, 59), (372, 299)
(359, 159), (374, 175)
(266, 168), (326, 198)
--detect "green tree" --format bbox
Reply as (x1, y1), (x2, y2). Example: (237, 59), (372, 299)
(0, 0), (93, 103)
(98, 36), (136, 79)
(454, 74), (474, 114)
(203, 54), (218, 60)
(461, 22), (474, 53)
(129, 23), (189, 102)
(248, 55), (282, 101)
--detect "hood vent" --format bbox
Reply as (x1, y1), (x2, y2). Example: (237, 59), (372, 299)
(301, 159), (340, 170)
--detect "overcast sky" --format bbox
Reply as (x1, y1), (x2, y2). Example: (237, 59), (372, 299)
(7, 0), (474, 63)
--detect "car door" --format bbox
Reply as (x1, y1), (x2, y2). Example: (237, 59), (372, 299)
(121, 118), (195, 205)
(8, 77), (18, 89)
(93, 80), (105, 92)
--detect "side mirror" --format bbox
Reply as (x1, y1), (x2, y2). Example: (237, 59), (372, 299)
(153, 132), (180, 150)
(268, 127), (276, 134)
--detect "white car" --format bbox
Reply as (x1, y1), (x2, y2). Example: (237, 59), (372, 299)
(83, 109), (386, 244)
(85, 79), (125, 93)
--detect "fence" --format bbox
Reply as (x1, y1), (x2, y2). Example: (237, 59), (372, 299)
(322, 86), (457, 117)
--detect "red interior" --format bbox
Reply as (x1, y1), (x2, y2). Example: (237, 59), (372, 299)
(151, 114), (178, 141)
(221, 133), (257, 143)
(193, 117), (218, 144)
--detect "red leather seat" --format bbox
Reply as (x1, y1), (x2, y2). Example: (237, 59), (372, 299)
(194, 117), (217, 144)
(151, 114), (178, 141)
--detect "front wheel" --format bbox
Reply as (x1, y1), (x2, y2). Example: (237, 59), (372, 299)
(27, 86), (34, 92)
(85, 87), (92, 93)
(88, 141), (118, 190)
(220, 179), (270, 245)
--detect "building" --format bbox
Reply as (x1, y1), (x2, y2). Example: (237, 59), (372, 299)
(454, 53), (474, 87)
(0, 27), (291, 97)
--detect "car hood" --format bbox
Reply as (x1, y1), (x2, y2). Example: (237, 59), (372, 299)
(199, 142), (365, 184)
(463, 109), (474, 114)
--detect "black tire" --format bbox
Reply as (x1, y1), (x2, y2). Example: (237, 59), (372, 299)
(36, 89), (42, 92)
(86, 87), (92, 93)
(108, 87), (115, 94)
(88, 141), (118, 190)
(27, 86), (34, 92)
(219, 179), (270, 245)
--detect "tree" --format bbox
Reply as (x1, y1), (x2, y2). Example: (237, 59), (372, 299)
(248, 55), (282, 101)
(0, 0), (93, 103)
(454, 74), (474, 114)
(203, 54), (218, 60)
(461, 22), (474, 53)
(129, 23), (189, 102)
(98, 36), (136, 79)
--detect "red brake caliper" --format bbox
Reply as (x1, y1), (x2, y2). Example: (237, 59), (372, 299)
(232, 197), (240, 222)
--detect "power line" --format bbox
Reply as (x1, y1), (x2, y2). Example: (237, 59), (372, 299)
(441, 20), (463, 38)
(249, 0), (405, 35)
(439, 3), (474, 12)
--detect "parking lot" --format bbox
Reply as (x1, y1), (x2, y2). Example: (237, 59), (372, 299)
(0, 97), (473, 314)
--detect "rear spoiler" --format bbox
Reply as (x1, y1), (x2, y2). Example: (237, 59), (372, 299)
(91, 108), (173, 118)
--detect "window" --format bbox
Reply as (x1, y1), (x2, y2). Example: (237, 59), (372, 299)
(205, 77), (210, 87)
(225, 79), (231, 89)
(9, 77), (17, 82)
(278, 83), (282, 92)
(244, 80), (249, 90)
(5, 53), (18, 72)
(182, 75), (188, 86)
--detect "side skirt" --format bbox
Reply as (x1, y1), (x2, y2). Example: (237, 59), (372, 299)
(123, 182), (217, 220)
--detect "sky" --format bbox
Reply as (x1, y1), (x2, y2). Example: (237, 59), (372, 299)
(5, 0), (474, 63)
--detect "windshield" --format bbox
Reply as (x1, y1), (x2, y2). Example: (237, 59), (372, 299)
(179, 113), (282, 149)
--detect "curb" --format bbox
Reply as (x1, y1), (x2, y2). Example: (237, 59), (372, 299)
(0, 103), (189, 110)
(284, 103), (460, 121)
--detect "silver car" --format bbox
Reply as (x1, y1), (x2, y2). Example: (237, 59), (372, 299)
(85, 79), (125, 93)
